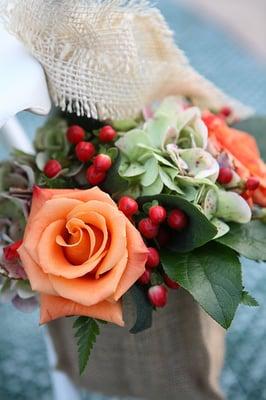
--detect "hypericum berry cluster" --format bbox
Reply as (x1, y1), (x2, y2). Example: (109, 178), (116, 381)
(138, 205), (188, 240)
(117, 198), (183, 307)
(43, 124), (117, 185)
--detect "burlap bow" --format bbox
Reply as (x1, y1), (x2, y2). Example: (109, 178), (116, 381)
(0, 0), (252, 120)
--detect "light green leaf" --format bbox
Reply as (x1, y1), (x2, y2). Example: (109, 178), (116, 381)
(121, 163), (146, 178)
(159, 167), (183, 194)
(160, 242), (242, 329)
(216, 190), (251, 224)
(212, 218), (230, 239)
(217, 220), (266, 261)
(142, 175), (164, 196)
(141, 157), (159, 187)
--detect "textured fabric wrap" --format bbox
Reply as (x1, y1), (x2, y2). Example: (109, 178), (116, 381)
(48, 289), (225, 400)
(0, 0), (251, 120)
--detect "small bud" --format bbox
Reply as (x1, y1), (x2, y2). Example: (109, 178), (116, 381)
(146, 247), (160, 269)
(138, 218), (159, 239)
(86, 165), (106, 186)
(67, 125), (85, 144)
(148, 285), (168, 307)
(149, 205), (167, 225)
(138, 269), (151, 285)
(99, 125), (117, 143)
(93, 154), (112, 172)
(167, 209), (188, 231)
(118, 196), (139, 217)
(44, 160), (62, 178)
(75, 141), (96, 163)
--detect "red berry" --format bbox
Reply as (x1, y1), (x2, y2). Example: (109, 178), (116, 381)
(44, 160), (62, 178)
(67, 125), (85, 144)
(167, 209), (188, 231)
(138, 218), (159, 239)
(146, 247), (160, 269)
(217, 167), (233, 184)
(138, 269), (151, 285)
(148, 285), (168, 308)
(118, 196), (138, 217)
(93, 154), (112, 172)
(99, 125), (117, 143)
(3, 240), (23, 261)
(86, 165), (106, 186)
(75, 141), (96, 163)
(246, 177), (260, 191)
(149, 205), (167, 225)
(163, 274), (180, 290)
(220, 106), (232, 118)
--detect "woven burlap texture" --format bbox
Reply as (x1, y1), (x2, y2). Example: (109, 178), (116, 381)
(1, 0), (251, 120)
(48, 289), (225, 400)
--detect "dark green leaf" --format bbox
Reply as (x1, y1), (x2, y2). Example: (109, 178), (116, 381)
(73, 317), (100, 375)
(241, 291), (259, 307)
(217, 220), (266, 261)
(102, 151), (129, 196)
(139, 194), (217, 252)
(130, 284), (153, 334)
(233, 116), (266, 159)
(160, 242), (242, 329)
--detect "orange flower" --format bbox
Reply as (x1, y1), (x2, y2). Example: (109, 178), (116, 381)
(18, 186), (148, 326)
(205, 113), (266, 206)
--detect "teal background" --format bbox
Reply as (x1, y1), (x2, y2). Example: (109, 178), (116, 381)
(1, 1), (266, 399)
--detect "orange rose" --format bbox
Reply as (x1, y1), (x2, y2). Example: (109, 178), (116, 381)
(18, 186), (148, 326)
(205, 113), (266, 206)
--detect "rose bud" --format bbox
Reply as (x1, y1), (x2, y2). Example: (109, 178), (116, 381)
(148, 285), (168, 308)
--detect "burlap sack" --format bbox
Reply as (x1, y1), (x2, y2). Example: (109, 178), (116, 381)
(1, 0), (251, 120)
(48, 289), (225, 400)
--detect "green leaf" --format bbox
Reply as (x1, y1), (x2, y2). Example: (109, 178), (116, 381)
(130, 284), (153, 334)
(160, 242), (242, 329)
(73, 317), (100, 375)
(139, 194), (217, 252)
(141, 157), (159, 187)
(217, 220), (266, 261)
(102, 152), (129, 195)
(233, 117), (266, 159)
(241, 291), (259, 307)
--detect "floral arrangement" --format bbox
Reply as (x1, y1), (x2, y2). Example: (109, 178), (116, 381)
(1, 97), (266, 373)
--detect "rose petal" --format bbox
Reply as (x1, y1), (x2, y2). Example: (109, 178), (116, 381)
(40, 294), (124, 326)
(18, 245), (57, 295)
(69, 201), (127, 277)
(52, 187), (116, 206)
(49, 252), (128, 307)
(24, 198), (82, 264)
(114, 220), (148, 300)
